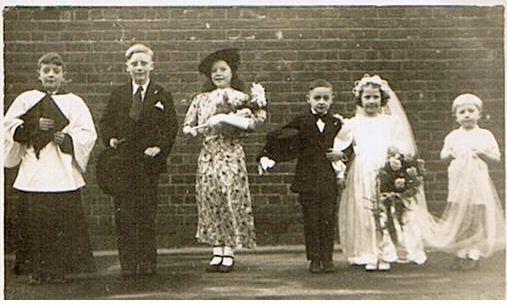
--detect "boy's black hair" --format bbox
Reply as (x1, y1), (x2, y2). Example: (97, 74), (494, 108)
(37, 52), (65, 69)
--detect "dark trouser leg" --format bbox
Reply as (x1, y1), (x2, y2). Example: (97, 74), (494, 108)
(319, 197), (337, 262)
(301, 195), (321, 261)
(114, 195), (138, 273)
(137, 173), (159, 270)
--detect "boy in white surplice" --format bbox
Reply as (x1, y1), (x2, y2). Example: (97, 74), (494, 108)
(4, 52), (97, 284)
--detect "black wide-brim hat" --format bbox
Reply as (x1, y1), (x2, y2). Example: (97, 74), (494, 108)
(198, 48), (240, 78)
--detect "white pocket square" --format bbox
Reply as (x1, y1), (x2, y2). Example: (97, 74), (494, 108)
(154, 101), (164, 110)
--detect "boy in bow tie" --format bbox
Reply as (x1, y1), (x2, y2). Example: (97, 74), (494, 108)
(99, 44), (178, 277)
(258, 79), (352, 273)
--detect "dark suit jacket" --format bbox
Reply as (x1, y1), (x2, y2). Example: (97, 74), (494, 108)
(99, 81), (178, 174)
(260, 111), (353, 199)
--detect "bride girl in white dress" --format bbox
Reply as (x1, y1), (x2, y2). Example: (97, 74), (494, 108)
(333, 74), (427, 271)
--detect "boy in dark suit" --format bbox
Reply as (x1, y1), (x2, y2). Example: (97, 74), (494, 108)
(258, 79), (351, 273)
(99, 44), (178, 277)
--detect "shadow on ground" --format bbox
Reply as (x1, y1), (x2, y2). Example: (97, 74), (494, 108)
(4, 249), (505, 299)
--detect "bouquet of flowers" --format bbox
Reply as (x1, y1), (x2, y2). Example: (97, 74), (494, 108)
(375, 147), (426, 243)
(215, 83), (267, 114)
(212, 83), (267, 135)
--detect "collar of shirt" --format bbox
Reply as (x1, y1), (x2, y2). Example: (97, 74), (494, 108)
(132, 80), (150, 100)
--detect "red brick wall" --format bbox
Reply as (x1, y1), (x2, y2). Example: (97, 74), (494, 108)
(4, 6), (504, 250)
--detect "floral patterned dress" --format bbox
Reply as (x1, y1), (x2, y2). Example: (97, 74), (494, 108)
(183, 88), (266, 249)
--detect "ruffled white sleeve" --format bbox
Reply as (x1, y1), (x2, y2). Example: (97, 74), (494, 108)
(61, 94), (97, 173)
(3, 91), (43, 168)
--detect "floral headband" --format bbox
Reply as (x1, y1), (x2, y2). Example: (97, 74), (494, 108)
(352, 74), (391, 98)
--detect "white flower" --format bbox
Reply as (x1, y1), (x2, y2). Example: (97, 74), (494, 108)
(406, 166), (418, 177)
(352, 74), (391, 98)
(394, 178), (406, 189)
(250, 82), (267, 108)
(389, 157), (402, 171)
(224, 89), (248, 107)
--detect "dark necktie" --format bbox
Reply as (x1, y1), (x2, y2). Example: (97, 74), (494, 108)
(129, 86), (143, 121)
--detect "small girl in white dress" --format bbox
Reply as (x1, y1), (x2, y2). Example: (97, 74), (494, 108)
(439, 93), (505, 270)
(334, 75), (427, 271)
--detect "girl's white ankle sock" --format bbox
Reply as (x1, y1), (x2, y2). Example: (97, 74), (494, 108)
(222, 246), (234, 266)
(209, 247), (223, 265)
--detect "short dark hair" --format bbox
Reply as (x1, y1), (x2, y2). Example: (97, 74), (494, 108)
(37, 52), (64, 69)
(354, 83), (390, 107)
(308, 79), (333, 91)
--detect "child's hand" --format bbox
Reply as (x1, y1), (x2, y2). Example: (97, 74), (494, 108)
(235, 108), (253, 117)
(144, 146), (161, 157)
(53, 131), (65, 145)
(337, 177), (346, 189)
(333, 113), (344, 122)
(39, 117), (55, 131)
(182, 125), (198, 137)
(471, 148), (499, 162)
(258, 156), (276, 175)
(326, 148), (345, 162)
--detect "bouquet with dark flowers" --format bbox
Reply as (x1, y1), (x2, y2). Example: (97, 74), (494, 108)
(374, 147), (426, 243)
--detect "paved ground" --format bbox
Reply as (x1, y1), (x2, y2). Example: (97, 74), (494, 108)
(4, 246), (506, 300)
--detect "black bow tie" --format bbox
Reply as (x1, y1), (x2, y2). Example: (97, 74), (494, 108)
(313, 112), (328, 120)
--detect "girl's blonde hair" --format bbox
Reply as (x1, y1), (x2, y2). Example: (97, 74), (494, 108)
(452, 93), (483, 113)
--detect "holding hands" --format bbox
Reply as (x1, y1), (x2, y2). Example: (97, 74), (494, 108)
(326, 148), (346, 162)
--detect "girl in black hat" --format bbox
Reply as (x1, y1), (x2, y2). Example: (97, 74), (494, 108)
(182, 48), (267, 272)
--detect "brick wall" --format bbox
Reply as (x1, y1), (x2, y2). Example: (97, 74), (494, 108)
(4, 6), (504, 251)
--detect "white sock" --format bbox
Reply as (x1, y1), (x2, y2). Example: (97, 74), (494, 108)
(456, 249), (467, 259)
(468, 249), (480, 261)
(209, 247), (223, 265)
(222, 246), (234, 266)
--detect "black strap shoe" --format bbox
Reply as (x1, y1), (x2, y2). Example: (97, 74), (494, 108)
(206, 255), (223, 272)
(218, 255), (235, 273)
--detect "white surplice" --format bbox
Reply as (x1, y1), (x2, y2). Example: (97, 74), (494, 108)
(4, 89), (97, 192)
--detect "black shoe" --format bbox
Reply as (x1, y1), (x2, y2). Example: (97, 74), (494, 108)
(309, 260), (321, 273)
(218, 255), (234, 273)
(206, 255), (223, 273)
(322, 260), (336, 273)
